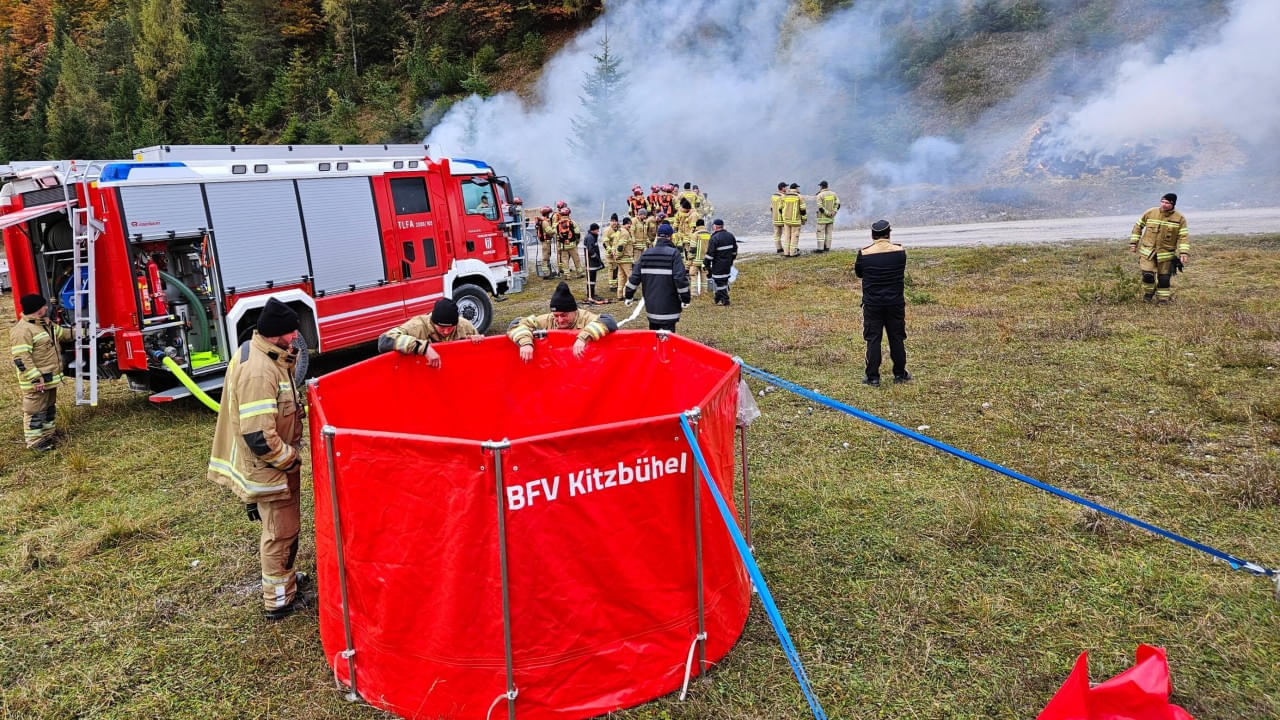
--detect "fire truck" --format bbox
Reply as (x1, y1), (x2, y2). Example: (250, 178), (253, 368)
(0, 144), (527, 405)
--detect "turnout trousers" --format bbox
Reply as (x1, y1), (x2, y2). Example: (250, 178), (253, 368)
(816, 223), (833, 251)
(20, 387), (56, 447)
(260, 468), (302, 611)
(784, 226), (801, 256)
(863, 303), (907, 380)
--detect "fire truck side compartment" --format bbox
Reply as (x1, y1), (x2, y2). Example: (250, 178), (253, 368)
(296, 177), (386, 293)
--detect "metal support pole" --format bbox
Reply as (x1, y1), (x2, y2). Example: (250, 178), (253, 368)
(684, 408), (707, 682)
(322, 424), (360, 702)
(739, 424), (753, 550)
(485, 440), (517, 720)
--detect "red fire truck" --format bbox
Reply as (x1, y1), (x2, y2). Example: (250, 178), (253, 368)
(0, 144), (527, 405)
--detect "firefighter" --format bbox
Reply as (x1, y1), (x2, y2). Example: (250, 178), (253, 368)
(671, 198), (700, 264)
(704, 219), (739, 306)
(507, 281), (618, 362)
(780, 183), (807, 257)
(1129, 193), (1190, 303)
(634, 208), (656, 258)
(614, 217), (637, 300)
(583, 222), (607, 304)
(647, 185), (662, 213)
(698, 189), (714, 222)
(555, 205), (583, 278)
(376, 298), (481, 368)
(207, 298), (308, 620)
(625, 223), (691, 332)
(679, 182), (700, 211)
(9, 294), (71, 451)
(770, 181), (787, 254)
(602, 213), (622, 294)
(815, 180), (841, 253)
(854, 220), (909, 386)
(627, 185), (649, 217)
(535, 206), (555, 277)
(689, 219), (712, 296)
(657, 184), (676, 217)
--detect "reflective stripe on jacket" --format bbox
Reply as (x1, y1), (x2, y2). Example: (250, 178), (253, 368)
(816, 190), (840, 224)
(208, 333), (303, 503)
(507, 309), (617, 347)
(780, 191), (806, 226)
(625, 238), (690, 320)
(381, 315), (479, 354)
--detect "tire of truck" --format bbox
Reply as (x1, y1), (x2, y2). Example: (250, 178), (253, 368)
(452, 283), (493, 334)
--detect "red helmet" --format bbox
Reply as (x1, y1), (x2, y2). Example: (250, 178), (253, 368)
(662, 184), (674, 192)
(650, 185), (658, 192)
(555, 200), (567, 209)
(633, 187), (643, 195)
(511, 196), (523, 205)
(560, 205), (572, 215)
(540, 206), (552, 216)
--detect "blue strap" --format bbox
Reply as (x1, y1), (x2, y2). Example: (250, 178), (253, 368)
(678, 414), (828, 720)
(739, 363), (1276, 578)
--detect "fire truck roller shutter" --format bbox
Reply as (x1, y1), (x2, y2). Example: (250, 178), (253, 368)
(118, 184), (208, 236)
(295, 177), (385, 293)
(204, 180), (309, 291)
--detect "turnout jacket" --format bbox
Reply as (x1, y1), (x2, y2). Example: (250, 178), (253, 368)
(1129, 207), (1189, 261)
(816, 189), (841, 224)
(378, 315), (479, 354)
(704, 229), (739, 277)
(625, 237), (691, 322)
(208, 333), (303, 503)
(771, 191), (785, 225)
(780, 190), (807, 226)
(507, 309), (617, 347)
(10, 315), (70, 390)
(854, 240), (906, 307)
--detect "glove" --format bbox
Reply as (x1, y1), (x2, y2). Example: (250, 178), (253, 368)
(246, 503), (261, 522)
(283, 457), (302, 473)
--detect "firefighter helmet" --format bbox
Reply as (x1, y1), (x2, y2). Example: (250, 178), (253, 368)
(662, 184), (674, 192)
(555, 200), (567, 209)
(511, 196), (523, 205)
(540, 206), (552, 216)
(560, 205), (572, 215)
(650, 185), (658, 192)
(633, 185), (643, 194)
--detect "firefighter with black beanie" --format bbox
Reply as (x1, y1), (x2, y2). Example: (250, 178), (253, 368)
(854, 220), (909, 386)
(9, 293), (72, 451)
(377, 297), (482, 367)
(507, 281), (617, 362)
(704, 219), (738, 306)
(208, 297), (309, 620)
(583, 222), (607, 304)
(625, 222), (691, 332)
(1129, 192), (1189, 303)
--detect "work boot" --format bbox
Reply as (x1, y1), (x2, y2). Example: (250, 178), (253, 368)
(862, 376), (880, 387)
(1142, 293), (1154, 303)
(893, 372), (912, 384)
(265, 594), (307, 621)
(775, 248), (784, 254)
(30, 438), (57, 452)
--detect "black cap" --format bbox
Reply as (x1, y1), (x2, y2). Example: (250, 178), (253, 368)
(622, 216), (632, 225)
(713, 218), (725, 227)
(550, 281), (577, 312)
(1162, 193), (1177, 206)
(695, 218), (705, 226)
(588, 222), (600, 232)
(777, 182), (787, 190)
(20, 293), (47, 315)
(256, 297), (300, 337)
(819, 180), (828, 189)
(871, 219), (891, 234)
(789, 183), (800, 190)
(609, 212), (619, 221)
(431, 298), (459, 326)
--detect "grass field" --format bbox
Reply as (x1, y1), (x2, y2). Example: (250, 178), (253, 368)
(2, 236), (1279, 719)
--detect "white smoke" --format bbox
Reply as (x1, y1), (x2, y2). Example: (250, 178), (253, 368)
(1053, 0), (1280, 155)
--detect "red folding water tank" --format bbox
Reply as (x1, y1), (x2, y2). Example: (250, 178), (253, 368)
(308, 330), (751, 719)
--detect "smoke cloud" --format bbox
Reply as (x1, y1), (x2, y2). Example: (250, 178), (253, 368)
(426, 0), (1278, 226)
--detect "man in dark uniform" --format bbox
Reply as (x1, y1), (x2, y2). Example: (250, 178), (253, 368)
(625, 222), (690, 332)
(703, 219), (738, 306)
(853, 220), (909, 386)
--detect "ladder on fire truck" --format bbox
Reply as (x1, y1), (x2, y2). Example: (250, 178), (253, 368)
(62, 161), (106, 406)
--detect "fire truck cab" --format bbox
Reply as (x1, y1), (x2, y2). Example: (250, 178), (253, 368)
(0, 144), (527, 405)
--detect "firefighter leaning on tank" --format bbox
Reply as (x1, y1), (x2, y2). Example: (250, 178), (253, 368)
(207, 298), (308, 621)
(377, 298), (481, 368)
(1130, 193), (1190, 303)
(507, 281), (617, 363)
(9, 294), (71, 451)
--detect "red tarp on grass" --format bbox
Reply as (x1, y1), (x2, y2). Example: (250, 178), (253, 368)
(1039, 645), (1194, 720)
(308, 330), (751, 719)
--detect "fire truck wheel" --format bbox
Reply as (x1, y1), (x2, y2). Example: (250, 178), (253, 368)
(452, 284), (493, 334)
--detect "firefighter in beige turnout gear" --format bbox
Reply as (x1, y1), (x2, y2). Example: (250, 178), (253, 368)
(780, 183), (807, 256)
(614, 218), (637, 300)
(9, 294), (71, 450)
(815, 181), (840, 252)
(507, 281), (617, 362)
(1129, 193), (1189, 303)
(770, 182), (787, 253)
(377, 297), (480, 367)
(207, 298), (307, 620)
